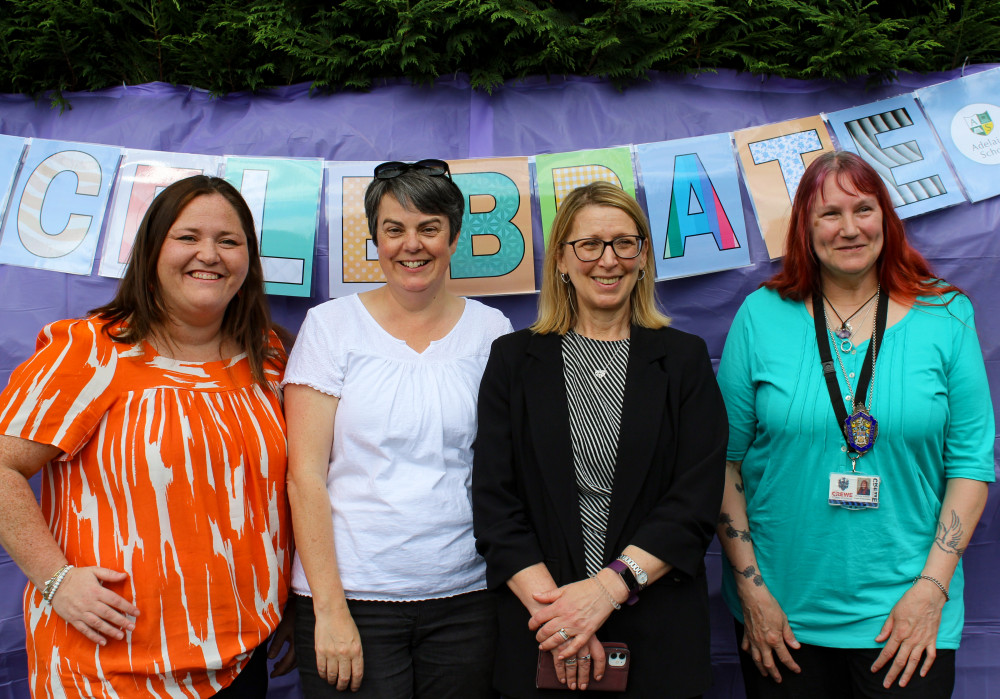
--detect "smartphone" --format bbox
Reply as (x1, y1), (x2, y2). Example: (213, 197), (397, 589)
(535, 641), (630, 692)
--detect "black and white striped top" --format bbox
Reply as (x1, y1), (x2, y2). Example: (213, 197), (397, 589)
(562, 331), (630, 576)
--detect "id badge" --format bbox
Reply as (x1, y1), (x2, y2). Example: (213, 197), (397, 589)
(828, 472), (880, 509)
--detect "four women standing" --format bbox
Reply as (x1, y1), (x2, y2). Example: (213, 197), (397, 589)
(0, 154), (992, 697)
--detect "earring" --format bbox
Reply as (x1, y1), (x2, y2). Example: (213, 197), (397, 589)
(637, 269), (646, 281)
(560, 272), (570, 284)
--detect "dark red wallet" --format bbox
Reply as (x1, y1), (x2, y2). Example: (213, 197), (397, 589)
(535, 642), (629, 692)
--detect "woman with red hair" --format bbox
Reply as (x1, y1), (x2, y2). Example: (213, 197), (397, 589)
(717, 151), (994, 698)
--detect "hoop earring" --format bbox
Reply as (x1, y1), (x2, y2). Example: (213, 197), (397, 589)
(560, 272), (570, 284)
(637, 269), (646, 281)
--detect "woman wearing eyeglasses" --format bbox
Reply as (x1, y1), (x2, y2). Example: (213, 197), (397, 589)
(472, 181), (727, 697)
(284, 159), (512, 697)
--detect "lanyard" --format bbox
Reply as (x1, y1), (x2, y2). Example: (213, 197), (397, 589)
(812, 290), (888, 455)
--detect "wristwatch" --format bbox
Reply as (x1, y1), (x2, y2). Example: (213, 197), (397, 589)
(617, 554), (648, 588)
(607, 559), (640, 606)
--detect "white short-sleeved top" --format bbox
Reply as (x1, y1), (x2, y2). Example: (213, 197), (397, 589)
(283, 294), (513, 601)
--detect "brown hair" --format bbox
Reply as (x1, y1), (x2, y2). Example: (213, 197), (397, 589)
(531, 181), (669, 335)
(91, 175), (286, 385)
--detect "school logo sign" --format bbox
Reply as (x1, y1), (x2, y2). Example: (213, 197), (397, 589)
(966, 111), (994, 136)
(950, 102), (1000, 166)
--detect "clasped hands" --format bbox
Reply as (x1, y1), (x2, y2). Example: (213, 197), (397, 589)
(528, 576), (618, 690)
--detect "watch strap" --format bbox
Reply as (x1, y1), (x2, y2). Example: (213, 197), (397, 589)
(617, 554), (648, 589)
(606, 560), (639, 605)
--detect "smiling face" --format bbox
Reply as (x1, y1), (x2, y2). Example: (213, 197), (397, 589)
(810, 174), (884, 289)
(375, 193), (457, 295)
(155, 193), (250, 329)
(557, 205), (647, 320)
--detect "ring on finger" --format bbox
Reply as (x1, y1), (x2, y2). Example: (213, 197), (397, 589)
(580, 654), (591, 661)
(557, 628), (570, 641)
(565, 657), (578, 665)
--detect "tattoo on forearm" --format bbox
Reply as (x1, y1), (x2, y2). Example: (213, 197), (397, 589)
(734, 480), (744, 493)
(718, 512), (753, 543)
(934, 510), (967, 557)
(734, 565), (764, 586)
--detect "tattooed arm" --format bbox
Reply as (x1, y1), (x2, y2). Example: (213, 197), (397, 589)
(871, 478), (988, 689)
(717, 459), (800, 682)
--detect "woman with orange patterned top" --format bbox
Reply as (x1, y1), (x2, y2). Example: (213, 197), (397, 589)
(0, 176), (293, 698)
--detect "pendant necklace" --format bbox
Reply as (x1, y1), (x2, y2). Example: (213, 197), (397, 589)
(831, 293), (876, 353)
(822, 289), (878, 348)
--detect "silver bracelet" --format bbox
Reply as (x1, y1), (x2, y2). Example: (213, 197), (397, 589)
(591, 574), (622, 611)
(42, 564), (73, 605)
(913, 574), (949, 602)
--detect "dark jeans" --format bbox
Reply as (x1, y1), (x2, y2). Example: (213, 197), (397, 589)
(213, 643), (269, 698)
(735, 621), (955, 699)
(295, 591), (499, 698)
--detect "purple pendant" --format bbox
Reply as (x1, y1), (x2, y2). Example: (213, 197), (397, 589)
(844, 405), (878, 454)
(835, 323), (852, 339)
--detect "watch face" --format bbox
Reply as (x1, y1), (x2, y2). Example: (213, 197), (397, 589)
(636, 571), (648, 585)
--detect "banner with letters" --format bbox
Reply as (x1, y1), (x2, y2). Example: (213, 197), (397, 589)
(2, 67), (999, 292)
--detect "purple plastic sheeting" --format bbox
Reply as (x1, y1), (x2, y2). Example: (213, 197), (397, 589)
(0, 68), (998, 698)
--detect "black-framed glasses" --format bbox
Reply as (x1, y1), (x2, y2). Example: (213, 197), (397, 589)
(373, 159), (451, 180)
(563, 236), (643, 262)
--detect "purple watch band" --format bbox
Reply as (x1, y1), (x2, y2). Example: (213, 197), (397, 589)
(607, 560), (639, 605)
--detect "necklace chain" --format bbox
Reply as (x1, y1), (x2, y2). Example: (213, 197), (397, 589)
(823, 285), (880, 410)
(823, 289), (878, 334)
(837, 294), (877, 348)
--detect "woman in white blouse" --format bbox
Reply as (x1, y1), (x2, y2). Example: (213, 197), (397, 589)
(284, 159), (512, 698)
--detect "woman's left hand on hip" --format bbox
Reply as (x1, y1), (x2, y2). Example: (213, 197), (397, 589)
(870, 582), (946, 688)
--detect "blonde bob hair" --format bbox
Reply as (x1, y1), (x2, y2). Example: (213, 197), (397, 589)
(531, 181), (669, 335)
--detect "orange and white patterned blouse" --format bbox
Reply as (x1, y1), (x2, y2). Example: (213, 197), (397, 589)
(0, 316), (290, 698)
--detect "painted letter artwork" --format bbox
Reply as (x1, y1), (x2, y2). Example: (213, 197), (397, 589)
(1, 68), (999, 296)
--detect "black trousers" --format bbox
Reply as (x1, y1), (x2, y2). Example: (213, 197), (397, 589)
(212, 643), (269, 699)
(735, 621), (955, 699)
(295, 591), (499, 698)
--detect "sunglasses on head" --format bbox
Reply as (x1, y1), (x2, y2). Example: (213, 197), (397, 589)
(373, 159), (451, 180)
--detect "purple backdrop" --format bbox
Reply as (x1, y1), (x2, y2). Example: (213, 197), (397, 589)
(0, 68), (998, 698)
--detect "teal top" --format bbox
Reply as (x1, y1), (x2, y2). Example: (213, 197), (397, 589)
(717, 287), (995, 649)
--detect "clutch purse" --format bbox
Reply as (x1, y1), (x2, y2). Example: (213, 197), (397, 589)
(535, 642), (629, 692)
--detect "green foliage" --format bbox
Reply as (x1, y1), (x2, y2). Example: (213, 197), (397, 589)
(1, 0), (999, 107)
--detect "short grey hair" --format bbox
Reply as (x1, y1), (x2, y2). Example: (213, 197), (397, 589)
(364, 170), (465, 245)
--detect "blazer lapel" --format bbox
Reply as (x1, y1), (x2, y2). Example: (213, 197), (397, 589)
(605, 326), (669, 556)
(522, 332), (587, 573)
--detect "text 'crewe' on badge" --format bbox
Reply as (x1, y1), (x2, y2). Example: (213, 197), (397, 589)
(828, 472), (880, 510)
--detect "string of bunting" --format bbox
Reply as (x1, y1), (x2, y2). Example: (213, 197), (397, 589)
(0, 68), (996, 298)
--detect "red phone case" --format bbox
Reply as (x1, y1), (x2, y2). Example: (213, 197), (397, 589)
(535, 642), (630, 692)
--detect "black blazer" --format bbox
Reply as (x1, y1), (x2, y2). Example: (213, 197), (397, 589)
(472, 326), (727, 698)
